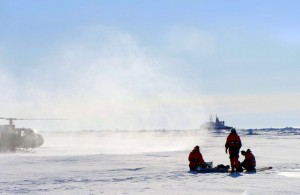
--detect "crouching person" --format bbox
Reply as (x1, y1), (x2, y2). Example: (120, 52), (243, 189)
(241, 149), (256, 171)
(188, 145), (206, 171)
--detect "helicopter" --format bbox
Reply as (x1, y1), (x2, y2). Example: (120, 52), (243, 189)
(0, 117), (60, 152)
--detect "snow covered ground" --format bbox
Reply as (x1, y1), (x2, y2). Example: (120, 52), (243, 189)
(1, 129), (300, 194)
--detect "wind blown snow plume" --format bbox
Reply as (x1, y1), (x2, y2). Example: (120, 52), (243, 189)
(0, 27), (206, 131)
(43, 130), (208, 155)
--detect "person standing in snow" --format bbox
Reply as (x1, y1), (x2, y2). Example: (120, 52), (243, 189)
(225, 128), (242, 173)
(240, 149), (256, 171)
(188, 145), (206, 171)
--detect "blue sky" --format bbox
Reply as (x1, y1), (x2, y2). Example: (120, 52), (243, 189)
(0, 1), (300, 130)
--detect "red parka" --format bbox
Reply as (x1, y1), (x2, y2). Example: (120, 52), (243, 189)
(225, 132), (242, 150)
(188, 147), (205, 168)
(244, 151), (256, 167)
(225, 130), (242, 170)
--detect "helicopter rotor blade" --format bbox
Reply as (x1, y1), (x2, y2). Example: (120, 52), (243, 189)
(0, 117), (67, 121)
(15, 118), (68, 121)
(0, 117), (16, 120)
(14, 118), (67, 121)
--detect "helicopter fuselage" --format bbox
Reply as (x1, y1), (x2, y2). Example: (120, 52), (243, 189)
(0, 124), (44, 152)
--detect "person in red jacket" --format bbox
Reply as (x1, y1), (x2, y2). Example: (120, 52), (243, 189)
(188, 145), (206, 171)
(241, 149), (256, 171)
(225, 128), (242, 173)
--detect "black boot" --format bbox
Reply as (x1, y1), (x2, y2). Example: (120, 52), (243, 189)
(230, 168), (235, 173)
(236, 166), (243, 172)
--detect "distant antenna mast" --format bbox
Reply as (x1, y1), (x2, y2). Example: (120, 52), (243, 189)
(216, 114), (219, 123)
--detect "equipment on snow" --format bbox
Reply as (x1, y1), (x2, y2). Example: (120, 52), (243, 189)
(191, 163), (272, 174)
(194, 163), (230, 173)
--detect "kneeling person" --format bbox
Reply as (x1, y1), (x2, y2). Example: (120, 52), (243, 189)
(188, 145), (207, 171)
(241, 149), (256, 171)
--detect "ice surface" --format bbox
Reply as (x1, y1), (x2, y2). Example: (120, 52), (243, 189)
(0, 129), (300, 194)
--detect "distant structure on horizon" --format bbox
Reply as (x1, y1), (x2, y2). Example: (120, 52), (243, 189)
(201, 115), (233, 130)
